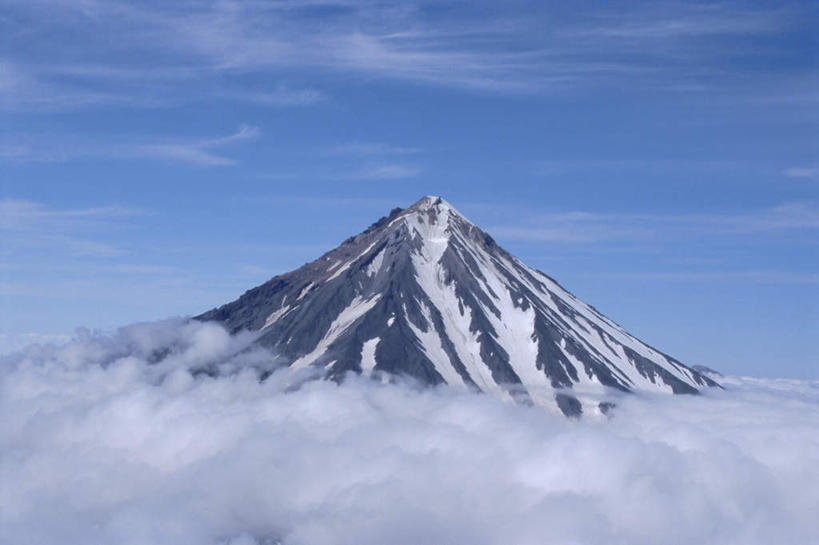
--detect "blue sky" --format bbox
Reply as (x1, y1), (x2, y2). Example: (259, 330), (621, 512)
(1, 0), (817, 378)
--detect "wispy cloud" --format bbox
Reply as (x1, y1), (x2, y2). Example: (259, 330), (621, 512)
(533, 158), (755, 177)
(784, 167), (819, 180)
(0, 144), (30, 159)
(0, 0), (810, 110)
(489, 222), (640, 244)
(612, 270), (819, 285)
(349, 163), (420, 180)
(485, 202), (819, 244)
(0, 199), (147, 258)
(573, 6), (780, 40)
(256, 141), (423, 181)
(330, 141), (422, 156)
(248, 162), (421, 182)
(1, 125), (260, 166)
(227, 84), (326, 107)
(707, 202), (819, 232)
(0, 199), (145, 231)
(136, 124), (260, 166)
(0, 60), (167, 111)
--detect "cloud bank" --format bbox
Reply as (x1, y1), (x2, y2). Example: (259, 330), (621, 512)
(1, 319), (817, 545)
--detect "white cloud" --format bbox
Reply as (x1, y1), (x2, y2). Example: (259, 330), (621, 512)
(0, 332), (71, 355)
(1, 319), (817, 545)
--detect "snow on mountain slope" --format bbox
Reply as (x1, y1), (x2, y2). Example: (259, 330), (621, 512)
(197, 196), (719, 416)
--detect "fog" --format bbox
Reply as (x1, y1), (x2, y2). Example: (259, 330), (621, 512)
(1, 319), (817, 545)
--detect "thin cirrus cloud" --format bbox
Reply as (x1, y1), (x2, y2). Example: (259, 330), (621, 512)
(135, 124), (260, 166)
(225, 84), (326, 107)
(569, 6), (781, 40)
(349, 163), (421, 180)
(618, 270), (819, 285)
(324, 141), (422, 180)
(1, 125), (260, 166)
(0, 199), (146, 232)
(329, 141), (422, 156)
(258, 142), (422, 181)
(784, 167), (819, 180)
(0, 0), (810, 110)
(1, 318), (817, 545)
(259, 162), (421, 182)
(486, 202), (819, 243)
(0, 199), (147, 258)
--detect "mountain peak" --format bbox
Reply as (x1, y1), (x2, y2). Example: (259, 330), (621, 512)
(403, 195), (462, 224)
(409, 195), (450, 211)
(197, 196), (719, 417)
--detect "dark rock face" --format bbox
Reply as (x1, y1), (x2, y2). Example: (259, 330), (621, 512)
(197, 196), (720, 414)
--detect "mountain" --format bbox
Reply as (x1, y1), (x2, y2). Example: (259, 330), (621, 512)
(197, 196), (719, 416)
(693, 365), (723, 378)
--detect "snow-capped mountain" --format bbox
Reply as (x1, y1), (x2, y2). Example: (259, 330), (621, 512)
(198, 196), (719, 416)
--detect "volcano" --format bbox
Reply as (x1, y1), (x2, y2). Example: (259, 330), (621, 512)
(198, 196), (718, 415)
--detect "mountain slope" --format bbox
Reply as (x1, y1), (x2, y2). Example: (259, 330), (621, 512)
(198, 196), (718, 415)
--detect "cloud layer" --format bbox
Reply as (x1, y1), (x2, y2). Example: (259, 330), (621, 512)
(1, 319), (817, 545)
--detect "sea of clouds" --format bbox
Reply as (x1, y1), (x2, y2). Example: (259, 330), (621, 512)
(1, 319), (818, 545)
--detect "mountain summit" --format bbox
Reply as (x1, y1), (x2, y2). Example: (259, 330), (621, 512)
(198, 196), (718, 415)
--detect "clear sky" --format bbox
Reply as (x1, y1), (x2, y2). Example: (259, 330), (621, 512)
(1, 0), (817, 378)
